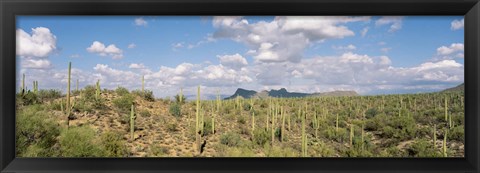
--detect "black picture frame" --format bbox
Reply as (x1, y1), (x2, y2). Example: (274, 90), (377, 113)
(1, 0), (479, 173)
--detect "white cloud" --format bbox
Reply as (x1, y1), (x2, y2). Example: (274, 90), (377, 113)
(134, 18), (148, 26)
(333, 44), (357, 51)
(86, 41), (124, 59)
(21, 59), (52, 69)
(128, 43), (136, 49)
(375, 16), (403, 32)
(129, 63), (146, 69)
(16, 27), (57, 69)
(437, 43), (464, 55)
(451, 19), (464, 30)
(361, 27), (369, 37)
(172, 42), (184, 51)
(212, 16), (371, 63)
(218, 54), (248, 69)
(16, 27), (57, 58)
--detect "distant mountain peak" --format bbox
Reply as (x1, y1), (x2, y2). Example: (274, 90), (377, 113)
(224, 88), (358, 100)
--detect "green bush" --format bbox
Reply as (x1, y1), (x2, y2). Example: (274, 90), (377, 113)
(82, 85), (97, 102)
(16, 105), (60, 157)
(113, 94), (135, 113)
(132, 89), (155, 102)
(148, 145), (170, 157)
(174, 94), (186, 104)
(59, 126), (103, 157)
(406, 139), (442, 157)
(365, 108), (379, 119)
(17, 91), (39, 106)
(220, 132), (241, 147)
(169, 103), (182, 117)
(166, 123), (178, 132)
(138, 109), (151, 117)
(115, 87), (130, 96)
(253, 129), (270, 146)
(100, 131), (127, 157)
(448, 125), (464, 142)
(38, 89), (63, 100)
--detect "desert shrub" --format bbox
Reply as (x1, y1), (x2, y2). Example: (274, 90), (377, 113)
(309, 140), (335, 157)
(169, 103), (182, 117)
(100, 131), (127, 157)
(166, 123), (178, 132)
(365, 108), (379, 119)
(138, 109), (151, 117)
(324, 127), (348, 143)
(253, 129), (270, 146)
(17, 91), (39, 106)
(364, 114), (388, 131)
(115, 87), (130, 96)
(72, 99), (93, 113)
(388, 116), (417, 140)
(82, 85), (97, 102)
(237, 116), (246, 124)
(59, 126), (103, 157)
(113, 94), (135, 113)
(202, 119), (213, 135)
(264, 145), (298, 157)
(174, 94), (186, 104)
(148, 145), (170, 157)
(448, 125), (464, 142)
(16, 105), (60, 157)
(224, 147), (256, 157)
(380, 146), (407, 157)
(132, 89), (155, 102)
(243, 102), (252, 111)
(37, 89), (62, 100)
(381, 126), (395, 138)
(406, 139), (442, 157)
(220, 132), (241, 147)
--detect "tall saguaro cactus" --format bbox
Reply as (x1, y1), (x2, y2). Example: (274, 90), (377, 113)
(21, 73), (26, 95)
(433, 124), (437, 148)
(301, 109), (307, 157)
(130, 104), (136, 141)
(443, 129), (448, 157)
(444, 96), (448, 121)
(66, 62), (72, 126)
(196, 85), (201, 154)
(95, 79), (101, 100)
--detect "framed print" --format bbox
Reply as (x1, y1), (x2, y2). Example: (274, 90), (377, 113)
(1, 0), (479, 172)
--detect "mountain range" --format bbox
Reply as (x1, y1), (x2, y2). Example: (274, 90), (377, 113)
(224, 88), (358, 100)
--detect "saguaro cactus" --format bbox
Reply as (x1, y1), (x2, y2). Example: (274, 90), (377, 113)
(22, 73), (25, 95)
(95, 79), (101, 100)
(431, 125), (436, 149)
(349, 124), (354, 147)
(336, 113), (339, 132)
(444, 96), (448, 121)
(130, 104), (136, 141)
(196, 85), (201, 154)
(76, 79), (79, 92)
(66, 62), (72, 126)
(443, 129), (448, 157)
(301, 109), (307, 157)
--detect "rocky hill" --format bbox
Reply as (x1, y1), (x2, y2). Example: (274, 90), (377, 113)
(442, 83), (464, 92)
(225, 88), (358, 99)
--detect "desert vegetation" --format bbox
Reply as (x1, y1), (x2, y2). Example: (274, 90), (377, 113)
(16, 63), (464, 157)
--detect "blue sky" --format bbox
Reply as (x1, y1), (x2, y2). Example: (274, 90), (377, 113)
(16, 16), (465, 98)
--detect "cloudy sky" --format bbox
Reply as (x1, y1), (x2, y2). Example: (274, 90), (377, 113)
(16, 16), (464, 98)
